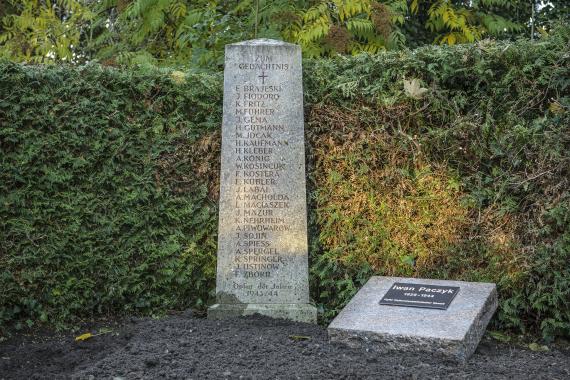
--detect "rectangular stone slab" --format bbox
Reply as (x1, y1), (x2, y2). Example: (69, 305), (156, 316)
(208, 39), (316, 323)
(328, 276), (498, 361)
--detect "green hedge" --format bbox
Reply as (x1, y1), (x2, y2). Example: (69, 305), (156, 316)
(1, 29), (569, 339)
(0, 65), (222, 328)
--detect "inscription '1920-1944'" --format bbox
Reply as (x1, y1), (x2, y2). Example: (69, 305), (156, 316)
(379, 283), (461, 310)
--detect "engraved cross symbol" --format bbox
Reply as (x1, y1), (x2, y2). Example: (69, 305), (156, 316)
(258, 71), (268, 84)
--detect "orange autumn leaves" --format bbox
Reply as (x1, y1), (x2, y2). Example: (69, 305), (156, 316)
(313, 128), (467, 275)
(308, 104), (522, 280)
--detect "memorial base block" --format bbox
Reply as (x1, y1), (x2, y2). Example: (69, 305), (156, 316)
(328, 277), (498, 362)
(208, 303), (317, 323)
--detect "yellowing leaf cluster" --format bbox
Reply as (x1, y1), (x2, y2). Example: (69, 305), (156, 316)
(0, 0), (530, 65)
(311, 110), (469, 276)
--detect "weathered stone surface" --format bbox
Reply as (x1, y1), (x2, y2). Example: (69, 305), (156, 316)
(328, 276), (498, 361)
(208, 303), (317, 323)
(207, 39), (316, 323)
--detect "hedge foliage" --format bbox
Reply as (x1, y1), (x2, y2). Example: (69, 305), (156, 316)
(1, 28), (569, 339)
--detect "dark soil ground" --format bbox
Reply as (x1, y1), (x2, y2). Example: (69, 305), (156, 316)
(1, 312), (569, 379)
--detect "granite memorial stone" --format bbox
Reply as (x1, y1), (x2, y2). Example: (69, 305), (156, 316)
(207, 39), (317, 323)
(328, 276), (498, 361)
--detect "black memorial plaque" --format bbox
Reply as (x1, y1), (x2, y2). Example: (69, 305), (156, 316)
(379, 282), (460, 310)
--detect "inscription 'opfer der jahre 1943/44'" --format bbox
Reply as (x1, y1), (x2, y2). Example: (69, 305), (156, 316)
(208, 39), (316, 323)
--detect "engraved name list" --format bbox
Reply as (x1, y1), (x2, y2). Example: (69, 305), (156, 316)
(208, 39), (316, 323)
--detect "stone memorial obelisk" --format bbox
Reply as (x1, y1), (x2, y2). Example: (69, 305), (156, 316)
(207, 39), (317, 323)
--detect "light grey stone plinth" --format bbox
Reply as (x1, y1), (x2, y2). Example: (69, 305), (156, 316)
(328, 276), (498, 361)
(208, 303), (317, 323)
(208, 39), (316, 323)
